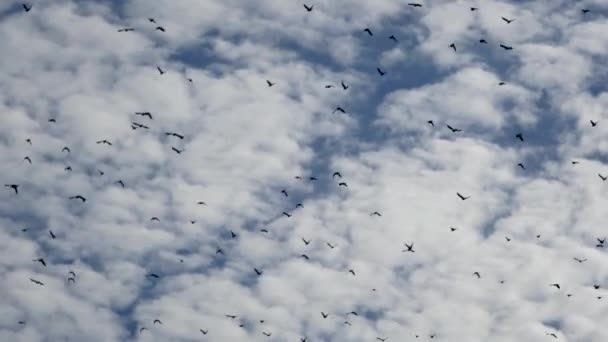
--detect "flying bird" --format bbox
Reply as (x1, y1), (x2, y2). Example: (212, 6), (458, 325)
(282, 211), (292, 218)
(502, 17), (515, 23)
(150, 217), (160, 221)
(389, 35), (398, 42)
(22, 4), (32, 12)
(5, 184), (19, 194)
(427, 120), (435, 127)
(515, 133), (524, 141)
(370, 211), (382, 216)
(332, 171), (342, 178)
(266, 80), (275, 87)
(590, 120), (598, 127)
(449, 43), (456, 52)
(62, 146), (71, 153)
(157, 66), (165, 75)
(377, 338), (389, 342)
(33, 258), (46, 267)
(338, 182), (348, 187)
(377, 68), (386, 76)
(131, 122), (149, 129)
(24, 156), (32, 164)
(471, 7), (478, 11)
(518, 163), (525, 170)
(348, 269), (356, 276)
(479, 39), (487, 43)
(363, 28), (373, 36)
(447, 124), (462, 132)
(115, 180), (125, 188)
(598, 238), (605, 244)
(300, 254), (310, 260)
(118, 28), (135, 32)
(165, 132), (185, 139)
(321, 312), (329, 318)
(29, 278), (44, 285)
(230, 230), (238, 239)
(546, 332), (558, 338)
(403, 242), (415, 252)
(303, 4), (313, 12)
(550, 283), (561, 289)
(25, 138), (31, 145)
(96, 140), (112, 146)
(200, 329), (208, 335)
(148, 18), (156, 23)
(341, 81), (349, 90)
(456, 192), (470, 200)
(582, 9), (590, 14)
(449, 227), (457, 232)
(49, 230), (56, 239)
(139, 327), (148, 333)
(225, 315), (237, 319)
(302, 238), (311, 245)
(262, 332), (272, 337)
(171, 147), (184, 154)
(473, 272), (481, 279)
(498, 82), (506, 85)
(64, 166), (72, 171)
(281, 189), (288, 197)
(153, 319), (162, 325)
(408, 2), (422, 7)
(155, 26), (165, 32)
(499, 44), (513, 50)
(135, 112), (153, 119)
(147, 273), (160, 279)
(309, 176), (317, 181)
(573, 257), (587, 263)
(326, 242), (336, 249)
(69, 195), (86, 202)
(333, 106), (346, 114)
(254, 268), (263, 276)
(599, 174), (607, 181)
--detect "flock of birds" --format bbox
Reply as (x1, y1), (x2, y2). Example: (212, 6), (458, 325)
(5, 1), (605, 341)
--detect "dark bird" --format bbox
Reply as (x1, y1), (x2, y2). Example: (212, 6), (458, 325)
(572, 160), (580, 165)
(295, 203), (303, 208)
(471, 7), (478, 11)
(598, 238), (605, 244)
(165, 132), (185, 139)
(518, 163), (525, 170)
(150, 217), (160, 221)
(456, 192), (470, 200)
(550, 283), (560, 289)
(65, 166), (72, 171)
(62, 146), (71, 153)
(131, 122), (149, 129)
(403, 242), (415, 252)
(155, 26), (165, 32)
(332, 171), (342, 178)
(68, 271), (76, 278)
(303, 4), (313, 12)
(344, 321), (352, 326)
(69, 195), (86, 202)
(24, 156), (32, 164)
(139, 327), (148, 333)
(473, 272), (481, 279)
(377, 68), (386, 76)
(96, 140), (112, 146)
(153, 319), (162, 325)
(501, 17), (515, 24)
(18, 321), (26, 325)
(370, 211), (382, 216)
(590, 120), (598, 127)
(197, 201), (207, 205)
(281, 189), (288, 197)
(5, 184), (19, 194)
(48, 118), (56, 123)
(157, 66), (165, 75)
(25, 138), (31, 145)
(254, 268), (263, 276)
(98, 170), (105, 176)
(262, 332), (272, 337)
(147, 273), (160, 279)
(594, 284), (600, 289)
(446, 124), (462, 132)
(377, 338), (389, 342)
(200, 329), (208, 334)
(479, 39), (487, 43)
(302, 238), (311, 245)
(389, 35), (398, 42)
(427, 120), (435, 127)
(449, 43), (456, 52)
(300, 254), (310, 260)
(498, 82), (506, 85)
(295, 176), (303, 180)
(325, 85), (334, 88)
(301, 338), (308, 342)
(216, 248), (224, 254)
(408, 2), (422, 7)
(29, 278), (44, 285)
(266, 80), (275, 87)
(230, 230), (238, 239)
(68, 277), (76, 283)
(327, 242), (336, 249)
(582, 9), (590, 14)
(115, 180), (125, 188)
(363, 28), (373, 36)
(599, 174), (607, 181)
(225, 315), (237, 319)
(515, 133), (524, 142)
(33, 258), (46, 267)
(449, 227), (457, 232)
(321, 312), (329, 318)
(135, 112), (153, 119)
(118, 28), (135, 32)
(546, 332), (557, 338)
(171, 147), (184, 154)
(148, 18), (156, 23)
(341, 81), (349, 90)
(333, 106), (346, 114)
(573, 257), (587, 263)
(22, 4), (32, 12)
(309, 176), (317, 181)
(348, 269), (356, 276)
(338, 182), (348, 187)
(499, 44), (513, 50)
(505, 236), (511, 242)
(282, 211), (292, 218)
(347, 311), (358, 316)
(49, 230), (56, 239)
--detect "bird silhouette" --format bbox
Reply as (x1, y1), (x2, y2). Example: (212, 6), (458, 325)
(550, 283), (561, 289)
(300, 254), (310, 260)
(230, 231), (238, 239)
(333, 106), (346, 114)
(590, 120), (598, 127)
(338, 182), (348, 187)
(262, 332), (272, 337)
(573, 258), (587, 263)
(582, 9), (590, 14)
(515, 133), (524, 142)
(499, 44), (513, 50)
(408, 2), (422, 7)
(225, 315), (237, 319)
(24, 156), (32, 164)
(64, 166), (72, 171)
(153, 319), (162, 325)
(139, 327), (148, 333)
(325, 85), (334, 89)
(96, 140), (112, 146)
(341, 81), (349, 90)
(363, 28), (373, 36)
(25, 138), (31, 145)
(165, 132), (184, 139)
(546, 332), (557, 338)
(150, 217), (160, 221)
(157, 66), (165, 75)
(309, 176), (317, 181)
(502, 17), (515, 23)
(147, 273), (160, 279)
(49, 230), (56, 239)
(471, 7), (478, 11)
(473, 272), (481, 279)
(148, 18), (156, 23)
(599, 174), (607, 181)
(447, 124), (462, 132)
(326, 242), (336, 249)
(389, 35), (398, 42)
(332, 171), (342, 178)
(377, 68), (386, 76)
(135, 112), (153, 119)
(254, 268), (263, 276)
(377, 338), (389, 342)
(200, 329), (208, 334)
(115, 180), (125, 188)
(118, 28), (135, 32)
(282, 211), (292, 218)
(22, 4), (32, 12)
(302, 238), (311, 245)
(498, 81), (506, 85)
(348, 269), (356, 276)
(62, 146), (71, 153)
(171, 147), (184, 154)
(281, 189), (288, 197)
(449, 227), (457, 232)
(505, 236), (511, 242)
(155, 26), (165, 32)
(5, 184), (19, 194)
(449, 43), (456, 52)
(303, 4), (313, 12)
(594, 284), (600, 289)
(300, 337), (308, 342)
(370, 211), (382, 216)
(266, 80), (275, 87)
(478, 39), (488, 44)
(321, 312), (329, 318)
(33, 258), (46, 267)
(427, 120), (435, 127)
(132, 122), (149, 129)
(403, 242), (415, 252)
(457, 192), (470, 200)
(69, 195), (86, 202)
(29, 278), (44, 285)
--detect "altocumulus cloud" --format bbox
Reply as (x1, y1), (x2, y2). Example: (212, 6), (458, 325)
(1, 0), (608, 341)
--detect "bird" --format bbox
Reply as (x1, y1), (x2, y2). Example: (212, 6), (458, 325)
(449, 227), (457, 232)
(157, 66), (165, 75)
(33, 258), (46, 266)
(348, 269), (356, 276)
(48, 118), (56, 123)
(517, 163), (525, 170)
(230, 231), (238, 239)
(321, 312), (329, 318)
(139, 327), (148, 333)
(309, 176), (317, 181)
(388, 35), (398, 42)
(68, 271), (76, 278)
(262, 332), (272, 337)
(200, 329), (208, 335)
(363, 28), (373, 36)
(473, 272), (481, 279)
(377, 338), (389, 342)
(499, 44), (513, 50)
(296, 204), (303, 209)
(594, 284), (600, 289)
(449, 43), (456, 52)
(573, 257), (587, 263)
(135, 112), (153, 119)
(598, 238), (605, 244)
(216, 248), (224, 254)
(131, 122), (149, 129)
(326, 242), (336, 249)
(377, 68), (386, 76)
(171, 147), (184, 154)
(300, 254), (310, 260)
(498, 82), (506, 85)
(325, 85), (334, 88)
(471, 7), (478, 11)
(5, 184), (19, 194)
(333, 106), (346, 114)
(155, 26), (165, 32)
(266, 80), (275, 87)
(165, 132), (185, 139)
(254, 268), (263, 276)
(582, 9), (590, 14)
(118, 28), (135, 32)
(571, 160), (580, 165)
(24, 156), (32, 164)
(457, 192), (470, 200)
(96, 140), (112, 146)
(370, 211), (382, 216)
(25, 138), (31, 145)
(22, 4), (32, 12)
(281, 189), (288, 197)
(225, 315), (237, 319)
(344, 321), (352, 326)
(515, 133), (524, 142)
(282, 211), (292, 218)
(505, 236), (511, 242)
(148, 18), (156, 23)
(347, 311), (358, 317)
(302, 238), (311, 245)
(501, 17), (515, 24)
(303, 4), (313, 12)
(338, 182), (348, 187)
(68, 277), (75, 284)
(590, 120), (598, 127)
(150, 217), (160, 221)
(300, 338), (308, 342)
(69, 195), (86, 202)
(341, 81), (349, 90)
(427, 120), (435, 127)
(408, 2), (422, 7)
(62, 146), (71, 153)
(479, 39), (487, 44)
(550, 283), (561, 289)
(447, 124), (462, 132)
(115, 180), (125, 188)
(599, 174), (607, 181)
(153, 319), (162, 325)
(403, 242), (415, 252)
(147, 273), (160, 279)
(197, 201), (207, 205)
(546, 332), (558, 338)
(49, 230), (56, 239)
(332, 171), (342, 178)
(29, 278), (44, 285)
(64, 166), (72, 171)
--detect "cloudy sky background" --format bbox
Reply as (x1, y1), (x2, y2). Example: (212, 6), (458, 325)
(1, 0), (608, 341)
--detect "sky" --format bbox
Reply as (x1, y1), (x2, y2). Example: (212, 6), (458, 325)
(1, 0), (608, 341)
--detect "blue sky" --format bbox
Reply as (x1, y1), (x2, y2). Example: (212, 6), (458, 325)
(1, 0), (608, 341)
